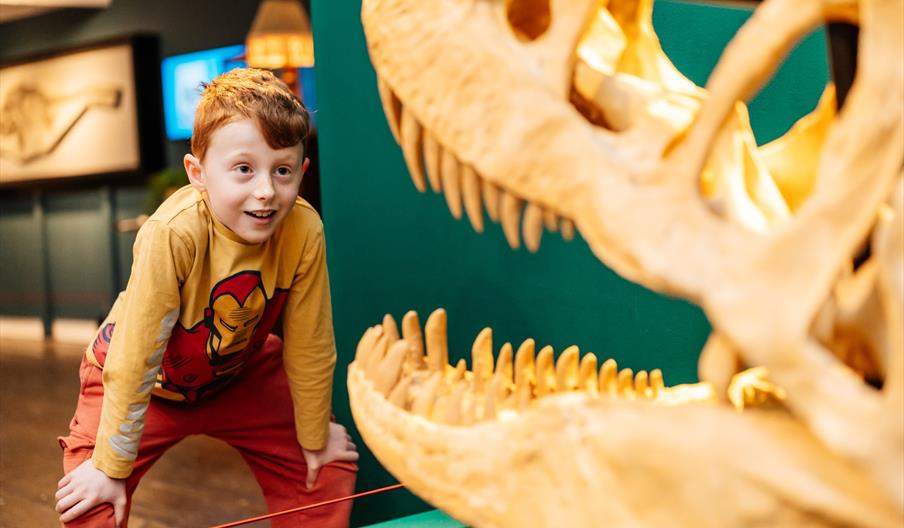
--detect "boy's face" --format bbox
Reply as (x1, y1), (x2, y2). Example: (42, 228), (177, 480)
(184, 118), (309, 244)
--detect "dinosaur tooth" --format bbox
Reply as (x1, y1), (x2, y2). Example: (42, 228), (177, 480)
(387, 375), (413, 409)
(441, 149), (463, 219)
(523, 202), (544, 253)
(399, 107), (427, 192)
(376, 77), (402, 143)
(514, 338), (536, 407)
(355, 325), (381, 364)
(514, 338), (536, 387)
(410, 371), (442, 418)
(423, 132), (442, 193)
(535, 345), (555, 396)
(617, 367), (635, 397)
(488, 360), (514, 420)
(634, 369), (649, 398)
(461, 164), (485, 233)
(599, 358), (618, 394)
(382, 313), (400, 343)
(425, 308), (449, 372)
(471, 327), (494, 390)
(650, 368), (665, 397)
(374, 340), (410, 396)
(363, 314), (399, 378)
(483, 376), (503, 421)
(401, 310), (425, 371)
(481, 178), (501, 222)
(560, 217), (575, 241)
(555, 345), (580, 391)
(500, 191), (524, 249)
(364, 332), (390, 379)
(542, 208), (559, 232)
(450, 358), (467, 382)
(578, 352), (598, 394)
(437, 384), (467, 425)
(495, 341), (514, 382)
(356, 327), (380, 372)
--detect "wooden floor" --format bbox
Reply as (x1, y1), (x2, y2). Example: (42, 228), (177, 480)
(0, 339), (269, 527)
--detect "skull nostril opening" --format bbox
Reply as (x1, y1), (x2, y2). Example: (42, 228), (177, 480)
(506, 0), (551, 42)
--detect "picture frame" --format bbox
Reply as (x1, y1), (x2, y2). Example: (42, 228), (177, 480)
(0, 35), (163, 186)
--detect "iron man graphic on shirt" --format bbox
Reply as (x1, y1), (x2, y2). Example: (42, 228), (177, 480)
(92, 270), (288, 402)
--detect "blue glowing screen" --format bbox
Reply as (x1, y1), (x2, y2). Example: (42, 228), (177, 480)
(161, 44), (317, 141)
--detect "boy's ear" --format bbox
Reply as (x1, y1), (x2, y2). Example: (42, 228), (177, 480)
(301, 157), (310, 177)
(184, 154), (205, 191)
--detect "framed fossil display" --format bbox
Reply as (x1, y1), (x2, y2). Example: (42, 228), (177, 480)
(0, 35), (162, 185)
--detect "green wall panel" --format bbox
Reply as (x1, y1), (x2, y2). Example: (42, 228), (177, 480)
(113, 186), (149, 292)
(0, 196), (44, 317)
(0, 186), (147, 323)
(44, 190), (114, 320)
(312, 0), (828, 525)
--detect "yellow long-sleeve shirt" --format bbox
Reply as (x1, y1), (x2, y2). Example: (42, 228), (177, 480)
(86, 185), (336, 479)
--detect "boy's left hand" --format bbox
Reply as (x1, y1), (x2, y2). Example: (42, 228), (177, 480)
(302, 422), (359, 489)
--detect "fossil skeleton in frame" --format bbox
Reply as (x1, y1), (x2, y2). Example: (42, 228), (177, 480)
(0, 84), (122, 164)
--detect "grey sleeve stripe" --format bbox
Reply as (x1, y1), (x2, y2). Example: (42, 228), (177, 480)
(108, 308), (179, 463)
(146, 345), (165, 367)
(119, 421), (144, 434)
(109, 434), (139, 461)
(126, 402), (148, 421)
(148, 309), (179, 366)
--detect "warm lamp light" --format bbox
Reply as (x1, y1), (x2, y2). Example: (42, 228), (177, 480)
(246, 0), (314, 69)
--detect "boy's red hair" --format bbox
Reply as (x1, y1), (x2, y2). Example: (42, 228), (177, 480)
(191, 68), (311, 161)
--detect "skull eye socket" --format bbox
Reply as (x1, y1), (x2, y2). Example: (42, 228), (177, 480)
(506, 0), (551, 42)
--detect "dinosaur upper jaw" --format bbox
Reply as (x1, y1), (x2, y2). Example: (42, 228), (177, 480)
(362, 0), (902, 315)
(364, 0), (596, 246)
(361, 0), (771, 298)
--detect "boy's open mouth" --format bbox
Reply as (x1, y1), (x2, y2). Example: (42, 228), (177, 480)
(245, 210), (276, 219)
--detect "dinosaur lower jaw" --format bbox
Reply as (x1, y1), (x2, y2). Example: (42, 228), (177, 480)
(348, 308), (904, 528)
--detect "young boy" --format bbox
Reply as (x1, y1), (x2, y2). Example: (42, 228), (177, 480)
(54, 68), (358, 527)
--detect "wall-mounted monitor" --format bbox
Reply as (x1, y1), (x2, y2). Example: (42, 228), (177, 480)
(161, 44), (318, 142)
(162, 44), (245, 141)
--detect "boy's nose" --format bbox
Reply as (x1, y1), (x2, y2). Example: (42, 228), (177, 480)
(253, 176), (275, 200)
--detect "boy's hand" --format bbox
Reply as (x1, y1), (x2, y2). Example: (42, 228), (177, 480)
(302, 422), (359, 489)
(55, 458), (126, 526)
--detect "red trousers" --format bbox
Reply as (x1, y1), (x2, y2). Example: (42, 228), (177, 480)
(58, 334), (357, 527)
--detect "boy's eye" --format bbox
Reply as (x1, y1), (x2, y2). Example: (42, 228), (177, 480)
(276, 166), (292, 177)
(237, 165), (252, 174)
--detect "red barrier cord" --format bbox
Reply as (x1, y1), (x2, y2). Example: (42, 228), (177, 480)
(209, 483), (405, 528)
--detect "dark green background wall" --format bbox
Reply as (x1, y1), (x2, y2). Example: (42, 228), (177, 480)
(0, 180), (146, 324)
(311, 0), (828, 524)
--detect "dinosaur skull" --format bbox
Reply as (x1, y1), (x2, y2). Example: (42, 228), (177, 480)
(351, 0), (904, 525)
